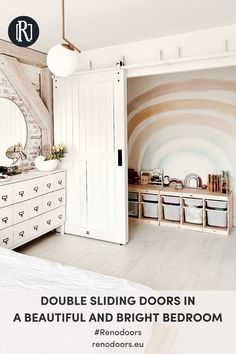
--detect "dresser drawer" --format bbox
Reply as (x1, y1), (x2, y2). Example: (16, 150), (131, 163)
(0, 206), (13, 230)
(27, 197), (43, 219)
(14, 221), (29, 247)
(0, 227), (14, 249)
(54, 172), (65, 190)
(41, 211), (55, 232)
(28, 178), (43, 198)
(54, 207), (65, 225)
(28, 215), (43, 239)
(42, 193), (56, 212)
(43, 175), (55, 194)
(14, 201), (29, 224)
(14, 181), (29, 203)
(54, 189), (66, 208)
(0, 184), (13, 208)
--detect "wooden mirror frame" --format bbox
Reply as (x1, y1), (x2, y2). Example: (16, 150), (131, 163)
(0, 40), (53, 152)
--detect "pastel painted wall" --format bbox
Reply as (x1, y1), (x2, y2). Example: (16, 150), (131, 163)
(128, 66), (236, 222)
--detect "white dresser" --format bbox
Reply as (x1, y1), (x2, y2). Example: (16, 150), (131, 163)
(0, 170), (66, 249)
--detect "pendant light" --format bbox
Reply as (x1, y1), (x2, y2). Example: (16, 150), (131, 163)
(47, 0), (81, 77)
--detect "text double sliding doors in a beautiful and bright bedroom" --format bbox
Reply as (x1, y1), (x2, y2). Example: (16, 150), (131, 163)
(53, 69), (128, 244)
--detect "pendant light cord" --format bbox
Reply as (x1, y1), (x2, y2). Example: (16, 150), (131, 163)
(62, 0), (81, 52)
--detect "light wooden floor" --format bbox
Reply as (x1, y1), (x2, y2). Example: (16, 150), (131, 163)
(17, 220), (236, 290)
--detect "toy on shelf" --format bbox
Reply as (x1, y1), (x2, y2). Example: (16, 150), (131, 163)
(128, 167), (231, 195)
(221, 171), (230, 194)
(128, 168), (139, 184)
(184, 173), (202, 188)
(141, 174), (149, 185)
(140, 168), (163, 186)
(150, 168), (163, 186)
(207, 171), (230, 194)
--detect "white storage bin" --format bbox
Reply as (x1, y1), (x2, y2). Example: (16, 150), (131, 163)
(163, 196), (180, 205)
(206, 209), (227, 228)
(142, 193), (158, 203)
(128, 192), (138, 201)
(206, 200), (227, 210)
(184, 206), (203, 224)
(128, 201), (139, 217)
(183, 198), (203, 207)
(163, 204), (180, 221)
(142, 202), (158, 219)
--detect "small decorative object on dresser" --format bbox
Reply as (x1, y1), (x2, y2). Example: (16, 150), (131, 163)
(35, 156), (59, 172)
(0, 170), (66, 249)
(35, 144), (67, 172)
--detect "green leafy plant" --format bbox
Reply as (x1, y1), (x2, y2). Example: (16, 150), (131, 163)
(46, 144), (67, 161)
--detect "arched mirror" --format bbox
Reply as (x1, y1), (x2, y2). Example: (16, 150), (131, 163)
(0, 98), (27, 165)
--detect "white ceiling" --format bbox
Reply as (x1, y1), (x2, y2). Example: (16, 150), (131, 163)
(0, 0), (236, 53)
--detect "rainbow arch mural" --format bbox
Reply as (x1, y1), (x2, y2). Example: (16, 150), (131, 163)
(127, 68), (236, 223)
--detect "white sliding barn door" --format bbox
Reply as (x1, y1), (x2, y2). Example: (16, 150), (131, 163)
(54, 70), (128, 244)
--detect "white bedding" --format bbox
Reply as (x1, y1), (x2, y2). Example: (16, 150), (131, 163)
(0, 247), (228, 354)
(0, 247), (164, 354)
(0, 246), (149, 292)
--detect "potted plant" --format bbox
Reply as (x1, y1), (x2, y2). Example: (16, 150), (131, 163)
(35, 144), (67, 172)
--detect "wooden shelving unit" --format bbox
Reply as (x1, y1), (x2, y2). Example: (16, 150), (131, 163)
(128, 184), (232, 235)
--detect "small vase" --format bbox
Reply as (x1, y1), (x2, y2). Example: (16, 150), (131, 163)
(35, 156), (59, 172)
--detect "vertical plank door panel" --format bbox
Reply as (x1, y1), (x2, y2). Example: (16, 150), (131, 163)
(54, 70), (128, 244)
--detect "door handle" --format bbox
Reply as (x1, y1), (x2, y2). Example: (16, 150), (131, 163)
(19, 211), (24, 217)
(118, 149), (122, 166)
(34, 206), (39, 212)
(19, 231), (24, 237)
(2, 217), (8, 223)
(33, 186), (39, 192)
(19, 191), (24, 197)
(1, 195), (8, 201)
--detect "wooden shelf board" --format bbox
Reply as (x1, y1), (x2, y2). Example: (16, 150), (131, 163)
(128, 184), (161, 194)
(140, 216), (159, 223)
(181, 222), (204, 231)
(129, 217), (159, 225)
(160, 220), (181, 229)
(204, 226), (229, 235)
(129, 184), (231, 200)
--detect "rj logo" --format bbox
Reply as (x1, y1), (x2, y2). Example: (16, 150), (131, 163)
(16, 20), (33, 43)
(8, 16), (39, 47)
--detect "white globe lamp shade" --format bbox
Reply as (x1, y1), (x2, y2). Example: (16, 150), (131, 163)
(47, 44), (79, 77)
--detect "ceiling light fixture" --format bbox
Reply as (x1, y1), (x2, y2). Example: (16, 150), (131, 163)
(47, 0), (81, 77)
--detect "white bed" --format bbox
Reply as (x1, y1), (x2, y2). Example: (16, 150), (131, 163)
(0, 247), (174, 354)
(0, 246), (149, 291)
